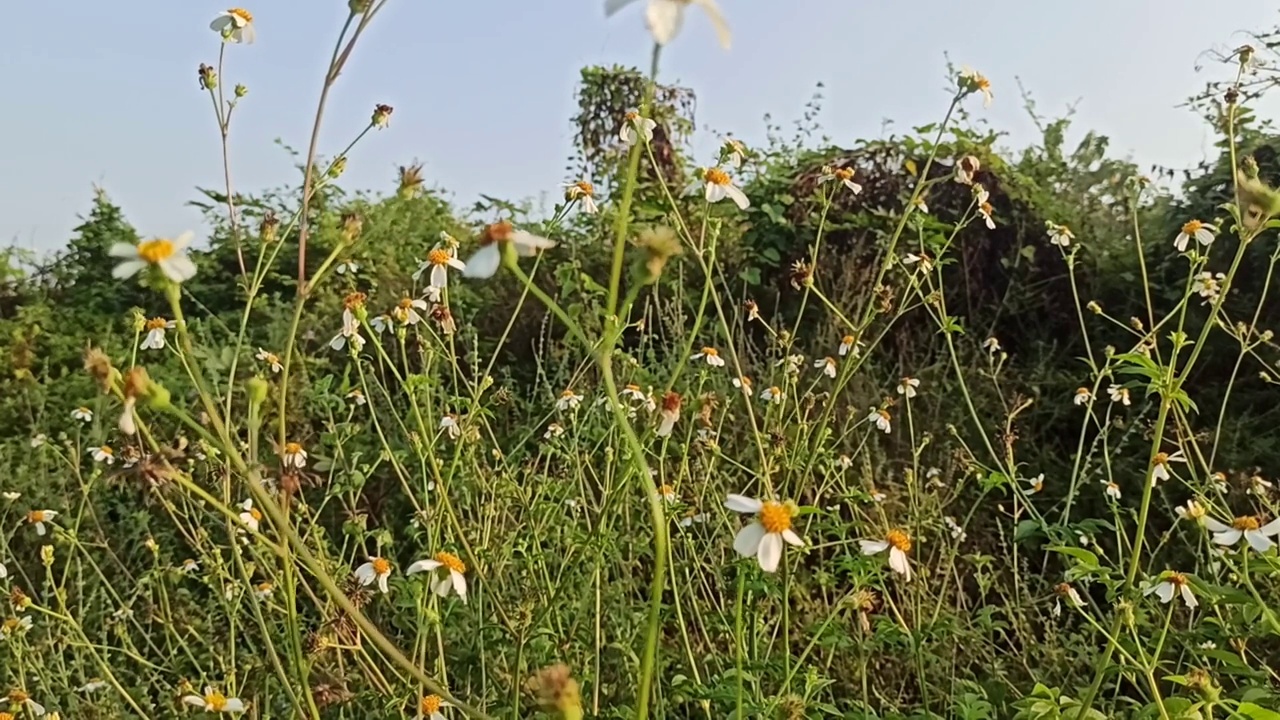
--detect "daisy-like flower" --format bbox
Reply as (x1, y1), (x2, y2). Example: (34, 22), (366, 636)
(556, 389), (583, 411)
(954, 155), (981, 185)
(140, 317), (175, 350)
(867, 408), (891, 433)
(1145, 571), (1197, 608)
(1203, 514), (1280, 552)
(1046, 222), (1074, 248)
(564, 180), (599, 214)
(702, 167), (750, 210)
(407, 551), (468, 603)
(28, 510), (57, 536)
(354, 556), (393, 594)
(1104, 481), (1122, 500)
(420, 695), (451, 720)
(604, 0), (731, 50)
(416, 245), (466, 301)
(346, 388), (366, 405)
(1192, 271), (1226, 303)
(281, 442), (307, 468)
(2, 616), (34, 638)
(440, 414), (460, 440)
(238, 499), (263, 533)
(913, 197), (930, 215)
(982, 337), (1001, 354)
(110, 232), (198, 283)
(958, 66), (993, 106)
(820, 165), (863, 194)
(1024, 473), (1045, 494)
(544, 422), (565, 440)
(691, 347), (725, 367)
(1053, 582), (1084, 616)
(732, 376), (753, 395)
(210, 8), (255, 44)
(1073, 387), (1092, 406)
(725, 494), (803, 572)
(180, 558), (201, 574)
(1108, 385), (1131, 406)
(461, 221), (557, 280)
(1248, 474), (1272, 496)
(778, 354), (805, 375)
(255, 348), (282, 373)
(759, 386), (784, 404)
(838, 334), (863, 357)
(92, 445), (115, 464)
(1150, 450), (1185, 483)
(329, 292), (367, 352)
(1174, 219), (1218, 252)
(183, 686), (246, 713)
(902, 252), (934, 273)
(6, 690), (45, 717)
(335, 261), (360, 276)
(897, 376), (920, 398)
(656, 391), (681, 437)
(390, 297), (428, 326)
(1210, 471), (1229, 493)
(254, 581), (274, 599)
(30, 434), (46, 448)
(975, 186), (996, 229)
(658, 484), (677, 502)
(860, 529), (913, 579)
(619, 110), (657, 145)
(723, 138), (748, 169)
(814, 356), (837, 378)
(837, 455), (853, 470)
(1176, 499), (1206, 523)
(621, 384), (653, 410)
(71, 407), (93, 423)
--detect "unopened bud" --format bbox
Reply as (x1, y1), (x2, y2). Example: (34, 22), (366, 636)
(328, 156), (347, 179)
(246, 377), (269, 406)
(198, 63), (218, 90)
(348, 0), (371, 13)
(372, 103), (393, 129)
(234, 83), (248, 98)
(1087, 301), (1102, 315)
(41, 545), (54, 567)
(341, 213), (363, 244)
(259, 211), (279, 243)
(147, 383), (172, 411)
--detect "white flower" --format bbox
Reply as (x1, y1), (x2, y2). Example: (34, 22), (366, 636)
(180, 558), (201, 573)
(725, 494), (803, 573)
(390, 297), (428, 326)
(416, 245), (466, 297)
(1174, 219), (1218, 252)
(702, 167), (750, 210)
(958, 66), (993, 106)
(897, 376), (920, 398)
(902, 252), (934, 273)
(943, 516), (966, 542)
(281, 442), (307, 468)
(1104, 481), (1121, 500)
(656, 392), (681, 437)
(564, 180), (599, 214)
(255, 348), (282, 373)
(1176, 499), (1206, 523)
(183, 686), (246, 713)
(110, 232), (198, 283)
(838, 335), (862, 357)
(140, 317), (175, 350)
(335, 261), (359, 276)
(723, 139), (748, 169)
(210, 8), (256, 44)
(759, 386), (784, 404)
(1073, 387), (1091, 406)
(976, 187), (996, 229)
(370, 314), (392, 334)
(605, 0), (731, 50)
(1108, 385), (1131, 406)
(691, 347), (725, 367)
(544, 422), (565, 439)
(778, 354), (805, 375)
(1145, 572), (1197, 608)
(1, 615), (33, 638)
(77, 680), (109, 693)
(7, 694), (45, 717)
(419, 695), (451, 720)
(982, 337), (1001, 354)
(329, 304), (366, 352)
(1150, 450), (1185, 483)
(1024, 474), (1045, 494)
(346, 388), (366, 405)
(92, 445), (115, 464)
(619, 110), (657, 145)
(1054, 583), (1084, 616)
(621, 384), (654, 411)
(2, 492), (20, 502)
(29, 434), (46, 448)
(867, 408), (891, 433)
(556, 389), (583, 411)
(238, 499), (263, 533)
(1203, 515), (1280, 552)
(440, 414), (460, 440)
(354, 556), (393, 594)
(820, 165), (862, 194)
(27, 509), (57, 536)
(71, 407), (93, 423)
(1249, 475), (1273, 496)
(462, 221), (557, 280)
(1046, 222), (1074, 247)
(837, 455), (853, 470)
(406, 551), (468, 604)
(1193, 271), (1225, 303)
(860, 529), (913, 579)
(814, 356), (837, 378)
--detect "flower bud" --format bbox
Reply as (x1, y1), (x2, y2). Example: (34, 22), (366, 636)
(246, 377), (269, 406)
(328, 156), (347, 179)
(234, 83), (248, 98)
(341, 213), (363, 244)
(372, 103), (393, 129)
(348, 0), (371, 13)
(41, 545), (54, 567)
(259, 211), (279, 243)
(198, 63), (218, 90)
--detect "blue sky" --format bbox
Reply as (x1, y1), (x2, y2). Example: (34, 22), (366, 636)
(1, 1), (1275, 253)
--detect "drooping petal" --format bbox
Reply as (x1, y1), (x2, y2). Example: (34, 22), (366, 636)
(1211, 528), (1243, 546)
(1245, 529), (1275, 553)
(451, 570), (468, 603)
(604, 0), (641, 16)
(859, 539), (889, 556)
(724, 494), (762, 514)
(182, 695), (207, 708)
(756, 532), (783, 572)
(406, 559), (442, 575)
(1260, 518), (1280, 536)
(781, 528), (804, 547)
(724, 184), (751, 210)
(462, 244), (501, 279)
(161, 255), (198, 282)
(109, 242), (138, 258)
(888, 547), (912, 579)
(1180, 584), (1198, 608)
(1155, 582), (1175, 604)
(223, 698), (246, 712)
(1202, 517), (1231, 533)
(691, 0), (732, 49)
(433, 577), (452, 597)
(733, 521), (765, 557)
(645, 0), (685, 45)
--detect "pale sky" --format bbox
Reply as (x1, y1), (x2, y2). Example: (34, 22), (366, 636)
(1, 1), (1275, 253)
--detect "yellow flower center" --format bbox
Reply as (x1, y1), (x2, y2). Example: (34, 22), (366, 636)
(2, 618), (17, 632)
(264, 353), (279, 364)
(834, 167), (854, 181)
(701, 347), (719, 357)
(284, 442), (303, 455)
(372, 557), (391, 575)
(1166, 572), (1188, 587)
(397, 297), (415, 311)
(1075, 387), (1089, 396)
(1152, 452), (1168, 466)
(146, 317), (168, 330)
(1182, 219), (1204, 234)
(257, 582), (273, 593)
(27, 511), (44, 523)
(625, 384), (642, 393)
(481, 221), (514, 246)
(767, 386), (781, 397)
(428, 248), (451, 266)
(1233, 516), (1261, 531)
(758, 501), (792, 534)
(738, 376), (752, 388)
(249, 508), (262, 522)
(561, 389), (576, 399)
(421, 695), (443, 714)
(877, 409), (891, 423)
(886, 529), (912, 552)
(981, 201), (993, 214)
(100, 445), (113, 456)
(842, 335), (855, 345)
(659, 484), (675, 497)
(661, 391), (681, 413)
(137, 238), (176, 264)
(1054, 582), (1073, 597)
(575, 180), (595, 196)
(7, 691), (28, 704)
(343, 292), (367, 309)
(0, 711), (14, 720)
(228, 8), (253, 22)
(705, 168), (731, 186)
(205, 691), (228, 711)
(434, 551), (466, 574)
(625, 111), (639, 122)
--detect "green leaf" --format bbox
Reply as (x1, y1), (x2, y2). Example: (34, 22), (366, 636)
(1237, 703), (1280, 720)
(1047, 545), (1100, 570)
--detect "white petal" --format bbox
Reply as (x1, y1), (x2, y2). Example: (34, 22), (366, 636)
(691, 0), (732, 49)
(223, 698), (246, 712)
(377, 573), (389, 593)
(112, 259), (147, 279)
(604, 0), (640, 16)
(1155, 582), (1175, 604)
(1180, 585), (1198, 608)
(724, 494), (762, 514)
(732, 521), (765, 557)
(109, 242), (138, 258)
(161, 255), (198, 282)
(406, 559), (442, 575)
(1203, 517), (1231, 533)
(451, 570), (468, 603)
(462, 244), (501, 279)
(1245, 529), (1275, 553)
(237, 25), (256, 44)
(354, 563), (375, 584)
(756, 532), (782, 572)
(705, 182), (726, 203)
(434, 577), (452, 597)
(888, 547), (912, 579)
(859, 539), (889, 556)
(1212, 529), (1243, 546)
(512, 231), (557, 251)
(781, 528), (804, 547)
(645, 0), (685, 45)
(183, 695), (207, 708)
(724, 184), (750, 210)
(1260, 518), (1280, 536)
